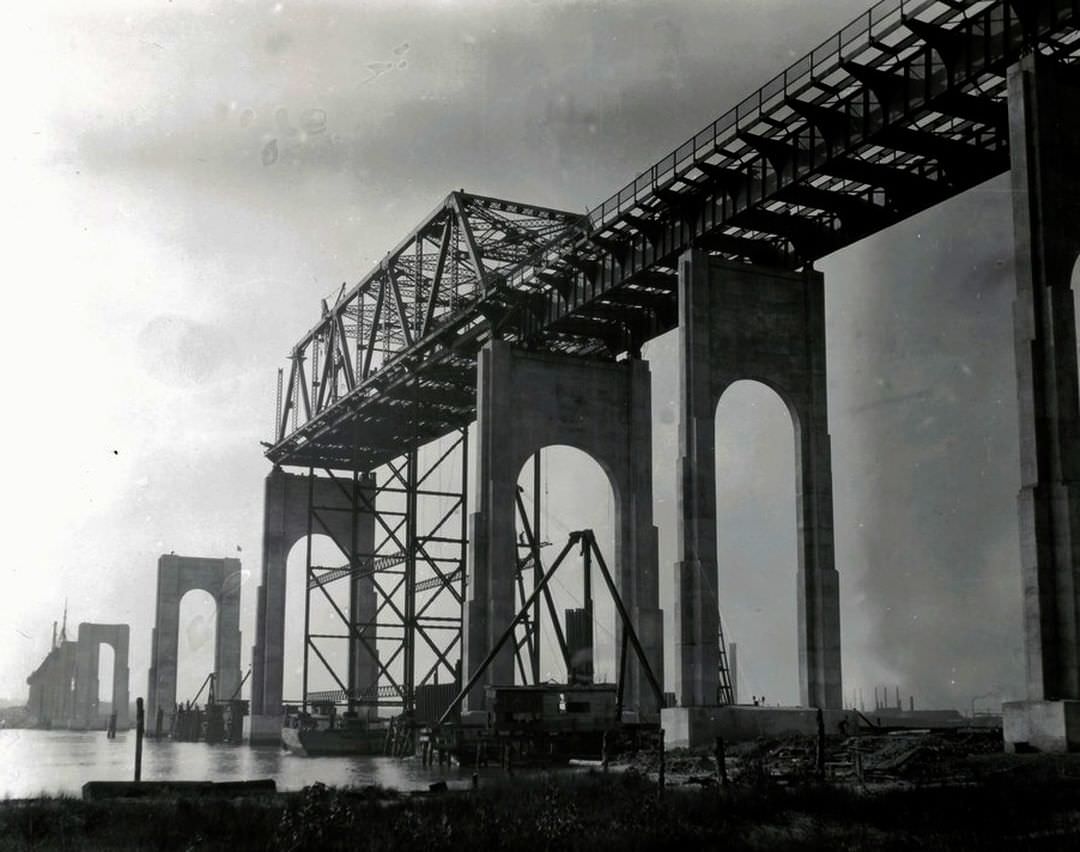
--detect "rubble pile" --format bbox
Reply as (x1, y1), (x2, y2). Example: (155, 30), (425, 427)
(616, 728), (1006, 787)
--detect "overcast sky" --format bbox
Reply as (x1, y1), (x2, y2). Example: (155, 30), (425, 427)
(2, 0), (1061, 713)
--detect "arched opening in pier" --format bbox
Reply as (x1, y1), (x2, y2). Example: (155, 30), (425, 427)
(715, 380), (799, 706)
(513, 446), (618, 686)
(96, 642), (115, 713)
(284, 533), (348, 704)
(176, 589), (217, 706)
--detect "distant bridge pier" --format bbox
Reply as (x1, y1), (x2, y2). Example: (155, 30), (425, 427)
(463, 340), (664, 720)
(25, 639), (76, 728)
(72, 623), (130, 730)
(665, 253), (841, 747)
(147, 556), (241, 735)
(1003, 54), (1080, 754)
(249, 467), (377, 744)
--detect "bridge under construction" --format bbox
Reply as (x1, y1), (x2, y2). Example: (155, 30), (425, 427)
(244, 1), (1080, 752)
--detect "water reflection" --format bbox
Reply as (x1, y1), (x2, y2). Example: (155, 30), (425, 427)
(0, 730), (510, 798)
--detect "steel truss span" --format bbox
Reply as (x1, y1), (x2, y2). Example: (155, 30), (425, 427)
(268, 0), (1078, 475)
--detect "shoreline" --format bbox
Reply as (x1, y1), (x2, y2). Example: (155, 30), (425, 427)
(4, 752), (1080, 851)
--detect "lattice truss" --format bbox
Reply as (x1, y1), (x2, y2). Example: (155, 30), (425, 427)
(269, 0), (1078, 474)
(274, 194), (577, 440)
(301, 431), (468, 711)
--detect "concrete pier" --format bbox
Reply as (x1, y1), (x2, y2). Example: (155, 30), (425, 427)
(668, 253), (841, 745)
(147, 556), (242, 732)
(25, 639), (77, 728)
(463, 341), (663, 719)
(249, 467), (376, 743)
(1003, 55), (1080, 753)
(72, 623), (130, 730)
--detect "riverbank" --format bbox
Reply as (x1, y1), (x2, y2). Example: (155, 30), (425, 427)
(3, 756), (1080, 851)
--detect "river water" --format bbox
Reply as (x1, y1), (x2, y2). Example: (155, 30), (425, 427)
(0, 729), (503, 799)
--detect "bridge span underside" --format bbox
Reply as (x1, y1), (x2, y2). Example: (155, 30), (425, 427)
(263, 2), (1079, 748)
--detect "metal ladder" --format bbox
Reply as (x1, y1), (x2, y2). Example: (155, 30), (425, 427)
(717, 617), (735, 705)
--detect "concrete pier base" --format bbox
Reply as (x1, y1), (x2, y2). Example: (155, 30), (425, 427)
(244, 713), (285, 746)
(662, 705), (858, 749)
(1003, 700), (1080, 753)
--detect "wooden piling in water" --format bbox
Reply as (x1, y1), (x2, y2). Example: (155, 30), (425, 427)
(657, 729), (665, 800)
(134, 698), (144, 782)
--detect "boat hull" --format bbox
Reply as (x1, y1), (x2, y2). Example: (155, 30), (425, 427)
(281, 725), (385, 757)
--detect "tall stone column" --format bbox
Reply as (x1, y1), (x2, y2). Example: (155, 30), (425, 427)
(111, 627), (131, 729)
(148, 561), (181, 721)
(1003, 55), (1080, 753)
(673, 252), (721, 708)
(253, 468), (294, 719)
(215, 559), (243, 704)
(463, 341), (519, 714)
(72, 636), (100, 729)
(794, 270), (842, 710)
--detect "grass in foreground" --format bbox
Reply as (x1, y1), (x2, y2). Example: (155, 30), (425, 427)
(2, 767), (1080, 851)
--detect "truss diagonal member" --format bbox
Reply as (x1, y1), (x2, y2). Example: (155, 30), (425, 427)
(361, 279), (386, 381)
(450, 192), (489, 293)
(437, 532), (582, 726)
(386, 259), (415, 348)
(334, 312), (356, 392)
(414, 566), (463, 594)
(306, 550), (407, 590)
(278, 355), (299, 441)
(583, 530), (665, 711)
(421, 218), (453, 337)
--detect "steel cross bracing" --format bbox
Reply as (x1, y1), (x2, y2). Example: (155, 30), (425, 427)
(299, 429), (468, 713)
(268, 0), (1078, 473)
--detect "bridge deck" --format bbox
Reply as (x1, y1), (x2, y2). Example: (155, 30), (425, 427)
(268, 0), (1079, 472)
